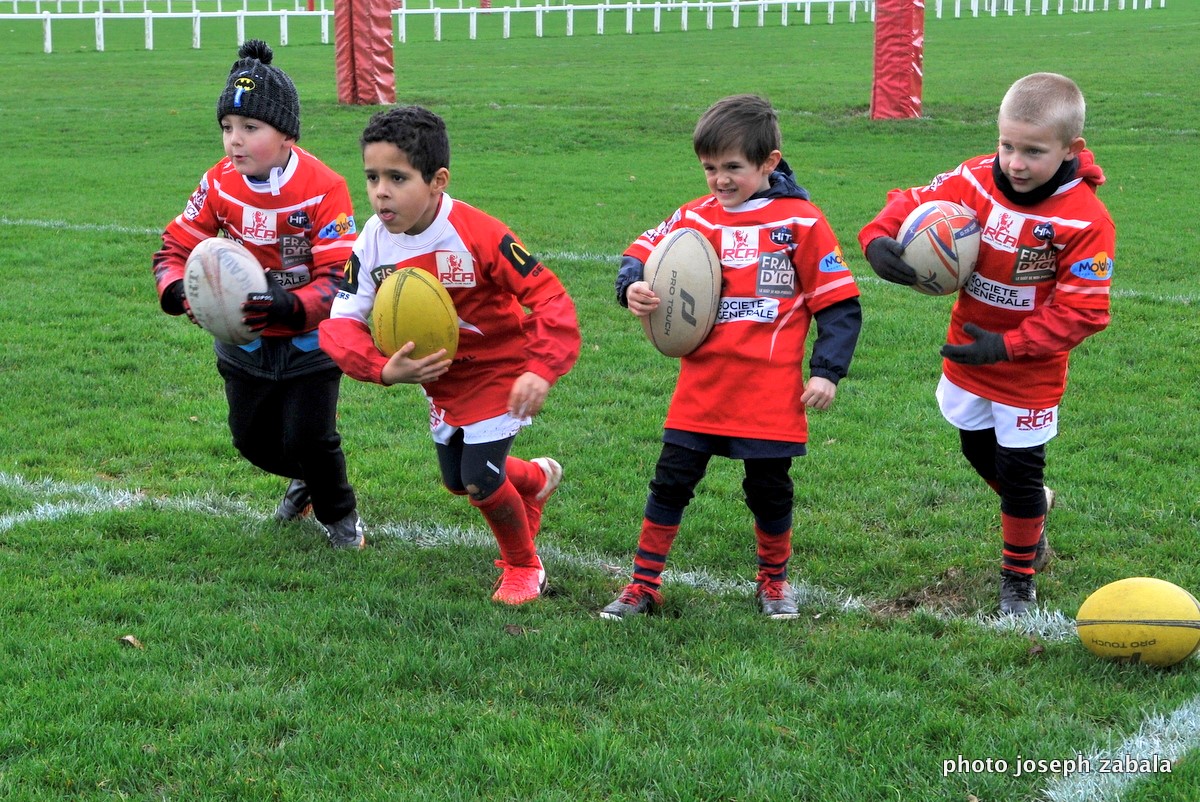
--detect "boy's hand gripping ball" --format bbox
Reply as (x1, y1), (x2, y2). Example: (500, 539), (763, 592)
(183, 237), (269, 345)
(897, 200), (981, 296)
(640, 227), (721, 358)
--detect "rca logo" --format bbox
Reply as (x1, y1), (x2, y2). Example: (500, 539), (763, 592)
(983, 209), (1022, 251)
(721, 227), (759, 265)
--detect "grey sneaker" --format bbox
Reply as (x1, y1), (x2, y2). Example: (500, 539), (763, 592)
(999, 569), (1037, 615)
(757, 579), (800, 620)
(323, 511), (366, 550)
(599, 583), (662, 620)
(274, 479), (312, 522)
(1032, 486), (1056, 572)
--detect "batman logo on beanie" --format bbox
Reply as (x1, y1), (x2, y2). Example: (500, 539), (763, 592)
(216, 39), (300, 140)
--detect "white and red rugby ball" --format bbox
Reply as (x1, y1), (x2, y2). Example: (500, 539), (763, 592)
(371, 267), (459, 360)
(183, 236), (268, 345)
(898, 200), (981, 296)
(640, 228), (721, 358)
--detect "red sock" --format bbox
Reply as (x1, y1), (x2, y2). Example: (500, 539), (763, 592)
(505, 456), (544, 497)
(472, 480), (537, 568)
(1001, 513), (1045, 576)
(631, 519), (680, 590)
(755, 525), (793, 584)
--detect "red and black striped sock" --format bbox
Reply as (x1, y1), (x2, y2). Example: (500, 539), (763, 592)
(630, 519), (679, 590)
(755, 525), (792, 585)
(1001, 512), (1045, 576)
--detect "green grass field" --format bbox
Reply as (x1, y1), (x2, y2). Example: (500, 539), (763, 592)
(0, 3), (1198, 800)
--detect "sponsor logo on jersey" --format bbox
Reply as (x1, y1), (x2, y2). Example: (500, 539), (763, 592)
(368, 263), (402, 288)
(716, 296), (779, 325)
(964, 272), (1035, 310)
(757, 252), (796, 298)
(184, 180), (208, 221)
(720, 227), (759, 267)
(280, 235), (312, 269)
(1033, 222), (1055, 241)
(819, 247), (850, 273)
(500, 234), (542, 278)
(336, 255), (360, 293)
(1016, 407), (1055, 431)
(317, 213), (356, 240)
(1069, 252), (1113, 281)
(267, 267), (311, 288)
(982, 208), (1023, 252)
(1011, 244), (1056, 284)
(769, 227), (793, 246)
(287, 210), (310, 229)
(437, 252), (477, 288)
(242, 208), (277, 245)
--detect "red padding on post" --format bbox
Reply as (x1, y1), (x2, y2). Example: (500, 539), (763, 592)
(870, 0), (924, 120)
(335, 0), (397, 106)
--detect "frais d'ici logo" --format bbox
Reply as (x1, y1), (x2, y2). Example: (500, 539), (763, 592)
(721, 227), (759, 266)
(983, 209), (1022, 251)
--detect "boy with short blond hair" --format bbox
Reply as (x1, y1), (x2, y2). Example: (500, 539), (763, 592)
(860, 73), (1114, 614)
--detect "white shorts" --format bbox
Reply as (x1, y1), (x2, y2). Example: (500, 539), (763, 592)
(936, 374), (1058, 449)
(429, 403), (531, 446)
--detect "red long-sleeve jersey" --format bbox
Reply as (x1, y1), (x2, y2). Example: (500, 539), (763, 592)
(153, 147), (357, 336)
(859, 149), (1114, 408)
(319, 194), (581, 427)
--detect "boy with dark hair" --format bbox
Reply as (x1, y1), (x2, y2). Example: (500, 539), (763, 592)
(152, 39), (364, 549)
(601, 94), (862, 620)
(859, 72), (1114, 614)
(319, 106), (581, 604)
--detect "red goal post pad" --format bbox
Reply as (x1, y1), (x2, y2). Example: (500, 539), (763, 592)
(870, 0), (924, 120)
(335, 0), (397, 106)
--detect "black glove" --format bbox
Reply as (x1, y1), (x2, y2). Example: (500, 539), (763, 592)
(242, 277), (302, 332)
(865, 237), (918, 286)
(940, 323), (1009, 365)
(164, 280), (198, 324)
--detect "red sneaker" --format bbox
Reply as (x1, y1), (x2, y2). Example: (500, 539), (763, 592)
(491, 557), (547, 605)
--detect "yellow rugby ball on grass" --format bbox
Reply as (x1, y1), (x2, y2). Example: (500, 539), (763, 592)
(371, 267), (459, 360)
(1075, 577), (1200, 668)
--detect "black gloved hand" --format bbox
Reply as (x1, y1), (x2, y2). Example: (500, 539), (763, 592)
(165, 280), (199, 325)
(940, 323), (1009, 365)
(242, 276), (301, 332)
(865, 237), (918, 286)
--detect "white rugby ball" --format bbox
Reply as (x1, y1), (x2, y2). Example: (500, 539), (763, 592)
(898, 200), (981, 296)
(183, 237), (268, 345)
(640, 228), (721, 358)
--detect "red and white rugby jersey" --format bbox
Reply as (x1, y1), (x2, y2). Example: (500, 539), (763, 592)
(153, 146), (357, 335)
(319, 194), (581, 427)
(859, 149), (1114, 408)
(626, 194), (861, 444)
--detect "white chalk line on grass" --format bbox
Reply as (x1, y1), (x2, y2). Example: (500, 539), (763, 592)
(3, 216), (1197, 307)
(1, 473), (1194, 799)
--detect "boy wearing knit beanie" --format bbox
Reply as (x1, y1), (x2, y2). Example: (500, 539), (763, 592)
(152, 40), (366, 550)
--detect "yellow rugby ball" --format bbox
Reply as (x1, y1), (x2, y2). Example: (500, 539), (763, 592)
(1076, 577), (1200, 668)
(371, 267), (459, 360)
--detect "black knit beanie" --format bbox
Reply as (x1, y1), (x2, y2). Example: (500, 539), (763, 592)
(216, 39), (300, 140)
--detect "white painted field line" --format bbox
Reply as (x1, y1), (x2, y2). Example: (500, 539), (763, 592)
(3, 216), (1197, 307)
(3, 470), (1196, 801)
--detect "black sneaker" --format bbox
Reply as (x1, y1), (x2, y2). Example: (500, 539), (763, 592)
(757, 579), (800, 620)
(599, 583), (662, 620)
(274, 479), (312, 522)
(999, 569), (1037, 615)
(323, 511), (366, 550)
(1032, 486), (1055, 572)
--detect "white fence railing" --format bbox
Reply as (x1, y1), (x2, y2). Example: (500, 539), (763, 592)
(0, 0), (1168, 53)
